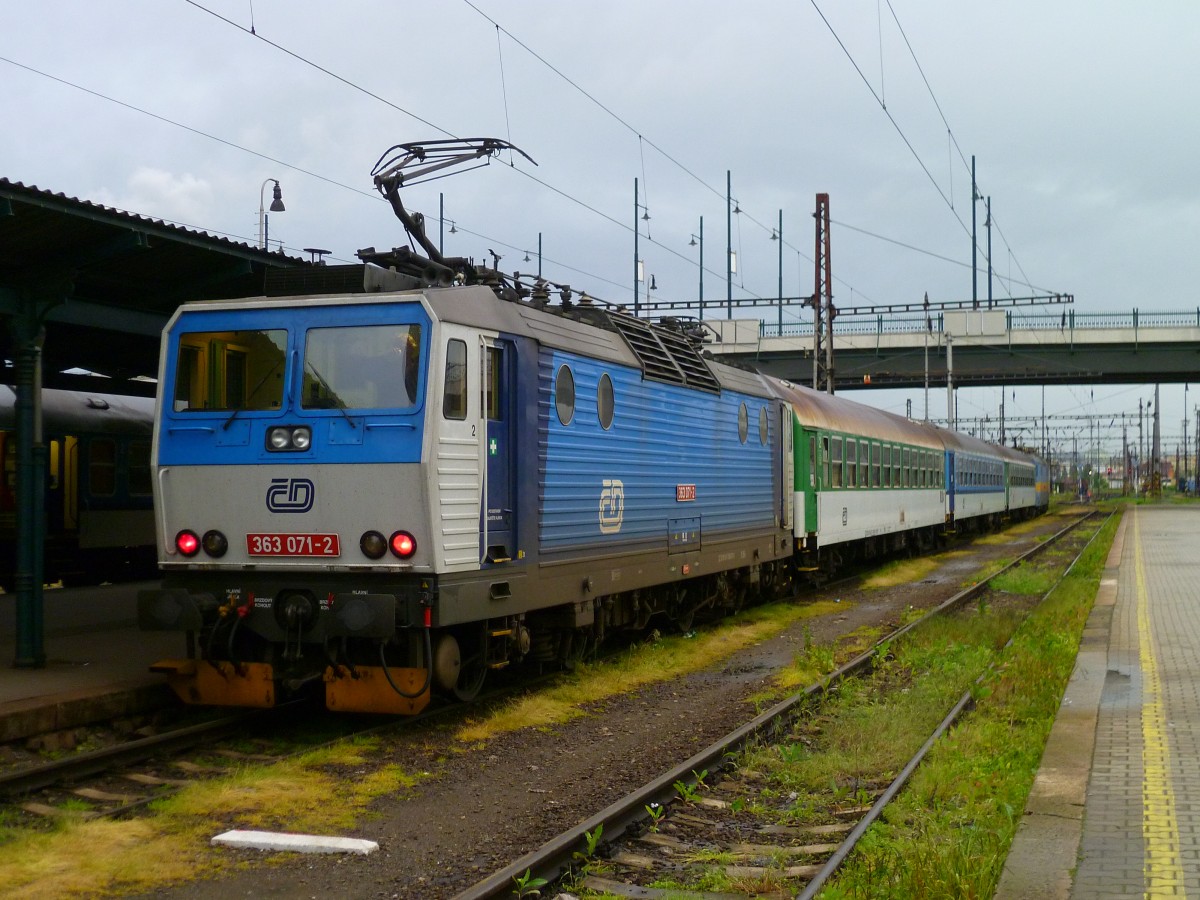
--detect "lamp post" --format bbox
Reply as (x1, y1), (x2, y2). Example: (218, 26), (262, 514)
(689, 216), (703, 322)
(258, 178), (285, 250)
(633, 178), (651, 316)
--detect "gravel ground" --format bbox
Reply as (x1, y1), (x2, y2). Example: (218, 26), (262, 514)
(144, 515), (1073, 900)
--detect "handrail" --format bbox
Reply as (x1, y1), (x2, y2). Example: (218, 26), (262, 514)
(760, 307), (1200, 339)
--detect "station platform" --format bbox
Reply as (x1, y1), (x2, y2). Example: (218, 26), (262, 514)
(998, 504), (1200, 899)
(0, 581), (176, 742)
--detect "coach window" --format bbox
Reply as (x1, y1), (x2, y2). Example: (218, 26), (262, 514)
(129, 441), (152, 496)
(555, 364), (575, 425)
(846, 439), (858, 487)
(859, 441), (869, 487)
(597, 373), (614, 429)
(758, 406), (769, 445)
(823, 436), (832, 487)
(738, 403), (749, 444)
(831, 437), (843, 488)
(871, 442), (881, 487)
(881, 445), (891, 487)
(902, 447), (911, 487)
(88, 439), (117, 497)
(443, 339), (467, 419)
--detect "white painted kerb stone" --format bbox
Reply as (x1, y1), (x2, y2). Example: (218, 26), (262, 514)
(212, 829), (378, 855)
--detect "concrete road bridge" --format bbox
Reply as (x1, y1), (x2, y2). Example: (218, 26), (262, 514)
(703, 308), (1200, 390)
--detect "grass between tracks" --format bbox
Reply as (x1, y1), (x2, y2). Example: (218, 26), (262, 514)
(455, 599), (846, 744)
(820, 515), (1117, 900)
(627, 508), (1117, 900)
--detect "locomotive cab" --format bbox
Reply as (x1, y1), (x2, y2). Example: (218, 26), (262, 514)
(139, 290), (519, 713)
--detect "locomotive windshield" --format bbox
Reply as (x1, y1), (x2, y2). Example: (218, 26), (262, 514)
(302, 324), (423, 410)
(173, 329), (288, 412)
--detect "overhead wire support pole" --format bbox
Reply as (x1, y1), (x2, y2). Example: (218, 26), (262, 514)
(986, 196), (993, 308)
(634, 177), (640, 317)
(810, 192), (834, 394)
(971, 155), (978, 308)
(726, 170), (733, 319)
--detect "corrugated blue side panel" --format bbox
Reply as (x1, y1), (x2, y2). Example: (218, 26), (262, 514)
(539, 348), (775, 552)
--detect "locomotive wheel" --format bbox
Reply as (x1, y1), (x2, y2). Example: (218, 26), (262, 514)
(561, 628), (595, 672)
(432, 633), (462, 694)
(453, 653), (487, 702)
(673, 603), (696, 633)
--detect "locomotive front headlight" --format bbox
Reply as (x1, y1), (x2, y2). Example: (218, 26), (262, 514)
(360, 530), (387, 560)
(290, 426), (312, 451)
(389, 530), (417, 559)
(202, 529), (228, 558)
(175, 529), (200, 557)
(268, 427), (291, 450)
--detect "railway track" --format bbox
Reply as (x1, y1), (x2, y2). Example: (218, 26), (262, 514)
(0, 665), (570, 823)
(453, 510), (1105, 899)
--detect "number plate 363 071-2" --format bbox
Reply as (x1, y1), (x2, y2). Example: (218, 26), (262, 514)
(246, 533), (341, 557)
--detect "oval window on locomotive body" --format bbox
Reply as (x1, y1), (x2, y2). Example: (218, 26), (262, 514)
(597, 373), (614, 430)
(555, 364), (575, 426)
(758, 406), (768, 445)
(738, 402), (749, 444)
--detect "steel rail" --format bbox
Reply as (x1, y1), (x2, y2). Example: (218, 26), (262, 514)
(0, 707), (284, 798)
(0, 662), (570, 805)
(453, 510), (1097, 899)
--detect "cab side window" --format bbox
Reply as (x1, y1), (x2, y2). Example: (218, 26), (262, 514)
(443, 339), (467, 420)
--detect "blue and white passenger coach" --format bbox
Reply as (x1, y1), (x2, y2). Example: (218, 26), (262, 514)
(139, 277), (794, 713)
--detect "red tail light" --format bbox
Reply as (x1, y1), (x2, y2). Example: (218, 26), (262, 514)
(389, 531), (416, 559)
(175, 530), (200, 557)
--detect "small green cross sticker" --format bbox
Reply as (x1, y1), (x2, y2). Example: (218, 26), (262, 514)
(489, 437), (498, 456)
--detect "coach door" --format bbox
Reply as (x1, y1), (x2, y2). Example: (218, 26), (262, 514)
(482, 338), (516, 564)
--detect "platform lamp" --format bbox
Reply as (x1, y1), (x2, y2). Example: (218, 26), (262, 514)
(258, 178), (286, 250)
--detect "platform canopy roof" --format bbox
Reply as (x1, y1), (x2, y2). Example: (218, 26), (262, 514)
(0, 178), (313, 396)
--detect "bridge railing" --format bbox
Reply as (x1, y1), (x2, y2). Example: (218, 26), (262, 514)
(767, 308), (1200, 339)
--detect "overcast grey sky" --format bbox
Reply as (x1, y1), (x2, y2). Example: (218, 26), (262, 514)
(4, 1), (1198, 460)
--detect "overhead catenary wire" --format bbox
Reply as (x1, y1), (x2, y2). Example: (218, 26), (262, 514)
(0, 54), (375, 204)
(494, 24), (515, 161)
(182, 0), (454, 138)
(29, 1), (1048, 308)
(181, 1), (990, 303)
(883, 0), (1035, 291)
